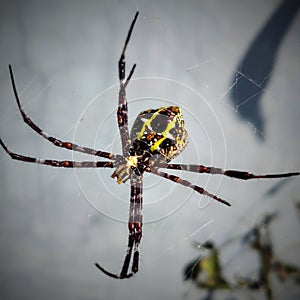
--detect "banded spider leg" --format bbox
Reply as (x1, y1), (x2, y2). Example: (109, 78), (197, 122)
(6, 64), (119, 161)
(1, 10), (299, 281)
(94, 11), (142, 279)
(148, 163), (299, 207)
(95, 173), (143, 279)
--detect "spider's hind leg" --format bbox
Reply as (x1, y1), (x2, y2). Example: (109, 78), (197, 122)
(149, 168), (231, 206)
(117, 11), (139, 155)
(159, 163), (300, 180)
(118, 11), (139, 82)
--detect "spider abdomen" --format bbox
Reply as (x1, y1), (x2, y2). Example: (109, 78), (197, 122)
(129, 106), (189, 162)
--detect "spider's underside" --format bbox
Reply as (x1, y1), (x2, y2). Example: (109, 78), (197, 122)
(0, 11), (299, 279)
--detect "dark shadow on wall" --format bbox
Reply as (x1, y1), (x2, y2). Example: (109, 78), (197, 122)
(263, 177), (292, 197)
(229, 0), (300, 141)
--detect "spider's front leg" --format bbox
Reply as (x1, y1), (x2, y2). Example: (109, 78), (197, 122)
(7, 65), (116, 161)
(128, 173), (143, 274)
(95, 173), (143, 279)
(117, 11), (139, 155)
(0, 139), (114, 169)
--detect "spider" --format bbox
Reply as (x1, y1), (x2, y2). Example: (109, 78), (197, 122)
(0, 11), (299, 279)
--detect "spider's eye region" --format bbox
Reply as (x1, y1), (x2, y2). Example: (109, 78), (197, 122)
(126, 155), (138, 168)
(129, 106), (189, 162)
(110, 155), (140, 184)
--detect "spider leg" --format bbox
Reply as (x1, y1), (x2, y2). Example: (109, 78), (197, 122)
(95, 218), (137, 279)
(129, 173), (143, 274)
(119, 11), (139, 81)
(117, 11), (139, 154)
(158, 163), (300, 180)
(149, 168), (231, 206)
(95, 239), (134, 279)
(0, 138), (114, 168)
(8, 65), (118, 160)
(95, 173), (143, 279)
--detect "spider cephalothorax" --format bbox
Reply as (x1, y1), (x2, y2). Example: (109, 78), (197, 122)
(112, 106), (189, 183)
(0, 11), (299, 280)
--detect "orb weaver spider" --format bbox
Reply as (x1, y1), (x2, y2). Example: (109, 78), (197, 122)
(0, 11), (299, 279)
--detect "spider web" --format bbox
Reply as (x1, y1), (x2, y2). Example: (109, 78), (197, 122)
(177, 2), (300, 299)
(0, 2), (300, 300)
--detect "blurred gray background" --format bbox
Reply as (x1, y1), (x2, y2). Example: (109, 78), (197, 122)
(0, 0), (300, 299)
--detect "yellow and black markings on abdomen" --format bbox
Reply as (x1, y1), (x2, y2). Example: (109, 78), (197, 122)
(130, 106), (188, 161)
